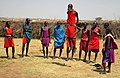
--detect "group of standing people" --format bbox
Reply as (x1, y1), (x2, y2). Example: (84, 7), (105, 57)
(3, 4), (118, 74)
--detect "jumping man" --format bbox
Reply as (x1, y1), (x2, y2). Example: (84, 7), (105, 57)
(66, 4), (79, 60)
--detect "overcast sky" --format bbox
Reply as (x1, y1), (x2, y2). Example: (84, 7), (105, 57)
(0, 0), (120, 20)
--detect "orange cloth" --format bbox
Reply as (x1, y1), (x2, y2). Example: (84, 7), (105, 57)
(81, 38), (88, 41)
(81, 29), (89, 41)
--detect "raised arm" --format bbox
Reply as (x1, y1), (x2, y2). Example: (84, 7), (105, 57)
(76, 26), (81, 34)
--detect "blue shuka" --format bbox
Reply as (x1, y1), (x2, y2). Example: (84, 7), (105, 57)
(23, 23), (31, 43)
(54, 25), (65, 48)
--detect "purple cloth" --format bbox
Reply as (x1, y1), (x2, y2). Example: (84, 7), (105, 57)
(42, 38), (50, 47)
(80, 41), (88, 51)
(109, 49), (114, 63)
(41, 26), (50, 47)
(103, 39), (115, 63)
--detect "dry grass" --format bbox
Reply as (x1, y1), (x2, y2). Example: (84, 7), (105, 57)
(0, 37), (120, 78)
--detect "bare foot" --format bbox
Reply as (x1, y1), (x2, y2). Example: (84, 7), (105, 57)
(107, 70), (111, 73)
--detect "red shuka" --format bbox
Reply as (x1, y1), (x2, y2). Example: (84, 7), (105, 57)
(23, 37), (27, 44)
(67, 10), (76, 24)
(66, 10), (77, 48)
(80, 29), (89, 51)
(4, 27), (14, 48)
(89, 27), (100, 52)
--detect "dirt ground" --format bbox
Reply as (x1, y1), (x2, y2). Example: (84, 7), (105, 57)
(0, 38), (120, 78)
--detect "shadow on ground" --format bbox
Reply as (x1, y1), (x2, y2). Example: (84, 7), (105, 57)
(52, 62), (71, 67)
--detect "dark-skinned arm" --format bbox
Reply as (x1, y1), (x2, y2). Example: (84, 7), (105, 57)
(4, 28), (7, 37)
(87, 30), (90, 42)
(75, 11), (79, 26)
(93, 28), (101, 36)
(40, 27), (43, 41)
(48, 28), (51, 43)
(98, 29), (102, 37)
(86, 30), (90, 50)
(23, 24), (26, 33)
(76, 26), (81, 34)
(106, 36), (111, 52)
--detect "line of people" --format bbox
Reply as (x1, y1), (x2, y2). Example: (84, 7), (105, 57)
(3, 4), (118, 74)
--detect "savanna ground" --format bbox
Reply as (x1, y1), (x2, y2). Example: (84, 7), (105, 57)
(0, 37), (120, 78)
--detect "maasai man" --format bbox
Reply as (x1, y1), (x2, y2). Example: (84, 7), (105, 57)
(40, 21), (50, 58)
(101, 23), (110, 68)
(4, 21), (15, 58)
(66, 4), (79, 60)
(88, 22), (101, 63)
(103, 23), (110, 40)
(22, 18), (32, 57)
(103, 23), (116, 39)
(102, 28), (118, 74)
(79, 23), (90, 61)
(53, 21), (65, 59)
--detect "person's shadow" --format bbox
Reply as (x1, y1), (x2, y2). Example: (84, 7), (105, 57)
(34, 55), (45, 58)
(52, 62), (71, 67)
(0, 56), (7, 58)
(0, 56), (15, 59)
(91, 63), (103, 74)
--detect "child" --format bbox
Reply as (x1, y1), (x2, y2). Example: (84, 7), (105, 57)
(79, 23), (90, 61)
(102, 28), (118, 74)
(40, 21), (50, 58)
(4, 21), (15, 58)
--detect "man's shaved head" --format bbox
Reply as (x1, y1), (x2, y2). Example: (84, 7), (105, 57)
(68, 4), (73, 9)
(68, 4), (73, 11)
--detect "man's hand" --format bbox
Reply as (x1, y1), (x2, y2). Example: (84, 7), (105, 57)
(49, 40), (52, 44)
(12, 35), (17, 38)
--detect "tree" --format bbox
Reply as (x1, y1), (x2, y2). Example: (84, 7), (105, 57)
(95, 17), (102, 21)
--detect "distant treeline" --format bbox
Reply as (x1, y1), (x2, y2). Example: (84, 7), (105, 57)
(0, 20), (120, 39)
